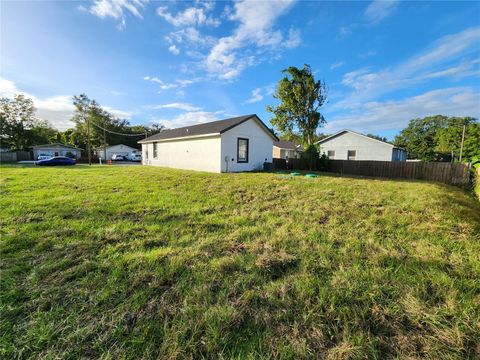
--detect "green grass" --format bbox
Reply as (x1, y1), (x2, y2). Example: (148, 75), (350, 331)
(1, 165), (479, 359)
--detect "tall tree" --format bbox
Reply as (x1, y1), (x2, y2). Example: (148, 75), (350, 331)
(0, 95), (38, 150)
(70, 94), (164, 151)
(394, 115), (479, 162)
(267, 64), (327, 146)
(0, 95), (60, 150)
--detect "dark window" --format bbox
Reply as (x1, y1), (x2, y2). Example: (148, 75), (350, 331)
(327, 150), (335, 159)
(153, 143), (158, 158)
(347, 150), (356, 160)
(237, 138), (249, 163)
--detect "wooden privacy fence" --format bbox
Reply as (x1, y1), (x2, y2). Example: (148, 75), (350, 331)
(0, 151), (32, 162)
(327, 160), (471, 188)
(272, 158), (309, 170)
(271, 158), (472, 188)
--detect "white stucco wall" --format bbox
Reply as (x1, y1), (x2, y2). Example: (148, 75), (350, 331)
(319, 132), (395, 161)
(95, 144), (139, 160)
(221, 118), (274, 172)
(142, 135), (222, 173)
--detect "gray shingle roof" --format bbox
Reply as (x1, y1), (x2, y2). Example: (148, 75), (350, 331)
(273, 141), (303, 150)
(139, 114), (278, 143)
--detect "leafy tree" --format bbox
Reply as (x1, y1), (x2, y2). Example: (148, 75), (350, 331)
(0, 95), (60, 150)
(394, 115), (479, 162)
(366, 133), (388, 143)
(69, 94), (164, 151)
(267, 64), (327, 146)
(0, 95), (38, 150)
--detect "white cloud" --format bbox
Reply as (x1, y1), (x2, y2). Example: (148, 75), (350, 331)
(244, 88), (263, 104)
(157, 4), (220, 27)
(88, 0), (148, 29)
(1, 78), (75, 131)
(333, 27), (480, 109)
(364, 0), (399, 24)
(168, 44), (180, 55)
(151, 110), (221, 129)
(327, 87), (480, 133)
(330, 61), (345, 70)
(204, 0), (299, 80)
(103, 106), (132, 119)
(143, 76), (163, 84)
(165, 27), (217, 48)
(143, 75), (203, 91)
(1, 77), (131, 131)
(148, 102), (202, 111)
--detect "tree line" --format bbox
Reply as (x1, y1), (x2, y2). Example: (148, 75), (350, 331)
(0, 94), (163, 153)
(1, 67), (479, 163)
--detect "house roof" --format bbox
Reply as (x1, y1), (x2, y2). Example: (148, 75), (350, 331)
(273, 141), (303, 150)
(139, 114), (278, 143)
(32, 143), (81, 150)
(315, 129), (405, 150)
(95, 144), (139, 151)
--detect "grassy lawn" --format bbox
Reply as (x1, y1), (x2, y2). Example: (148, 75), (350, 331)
(1, 165), (479, 359)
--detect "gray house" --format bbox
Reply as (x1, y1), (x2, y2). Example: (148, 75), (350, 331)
(32, 143), (82, 159)
(316, 130), (407, 161)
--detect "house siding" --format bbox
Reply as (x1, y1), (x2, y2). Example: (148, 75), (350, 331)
(95, 144), (139, 160)
(319, 132), (405, 161)
(33, 147), (81, 159)
(142, 136), (222, 173)
(273, 147), (301, 159)
(221, 118), (274, 172)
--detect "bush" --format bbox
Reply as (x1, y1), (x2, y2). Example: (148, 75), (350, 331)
(65, 152), (75, 159)
(317, 153), (329, 171)
(301, 144), (319, 170)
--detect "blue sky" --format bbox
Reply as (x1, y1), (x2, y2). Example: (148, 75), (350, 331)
(1, 0), (479, 139)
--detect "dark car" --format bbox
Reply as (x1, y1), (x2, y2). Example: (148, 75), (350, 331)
(36, 156), (76, 166)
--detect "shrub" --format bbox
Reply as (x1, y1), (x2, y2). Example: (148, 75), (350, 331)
(301, 144), (319, 170)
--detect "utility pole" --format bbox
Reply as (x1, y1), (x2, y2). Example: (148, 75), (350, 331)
(103, 127), (107, 164)
(86, 108), (91, 166)
(459, 123), (466, 163)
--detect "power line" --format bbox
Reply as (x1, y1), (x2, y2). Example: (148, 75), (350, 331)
(89, 120), (149, 137)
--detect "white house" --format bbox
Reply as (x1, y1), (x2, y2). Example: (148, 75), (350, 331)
(139, 114), (278, 173)
(316, 130), (407, 161)
(32, 143), (82, 159)
(272, 141), (303, 159)
(94, 144), (140, 160)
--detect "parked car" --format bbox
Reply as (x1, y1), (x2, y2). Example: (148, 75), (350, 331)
(129, 153), (142, 162)
(36, 156), (76, 166)
(111, 154), (125, 161)
(37, 155), (52, 160)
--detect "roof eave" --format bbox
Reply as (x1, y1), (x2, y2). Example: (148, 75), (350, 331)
(138, 132), (221, 144)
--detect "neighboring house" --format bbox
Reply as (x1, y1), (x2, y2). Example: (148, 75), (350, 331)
(316, 130), (407, 161)
(32, 143), (82, 159)
(94, 144), (140, 160)
(139, 114), (278, 173)
(272, 141), (303, 159)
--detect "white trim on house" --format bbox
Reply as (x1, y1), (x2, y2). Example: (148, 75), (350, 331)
(139, 133), (219, 144)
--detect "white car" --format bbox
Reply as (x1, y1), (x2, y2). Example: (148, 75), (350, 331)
(130, 153), (142, 162)
(111, 154), (125, 161)
(37, 155), (52, 160)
